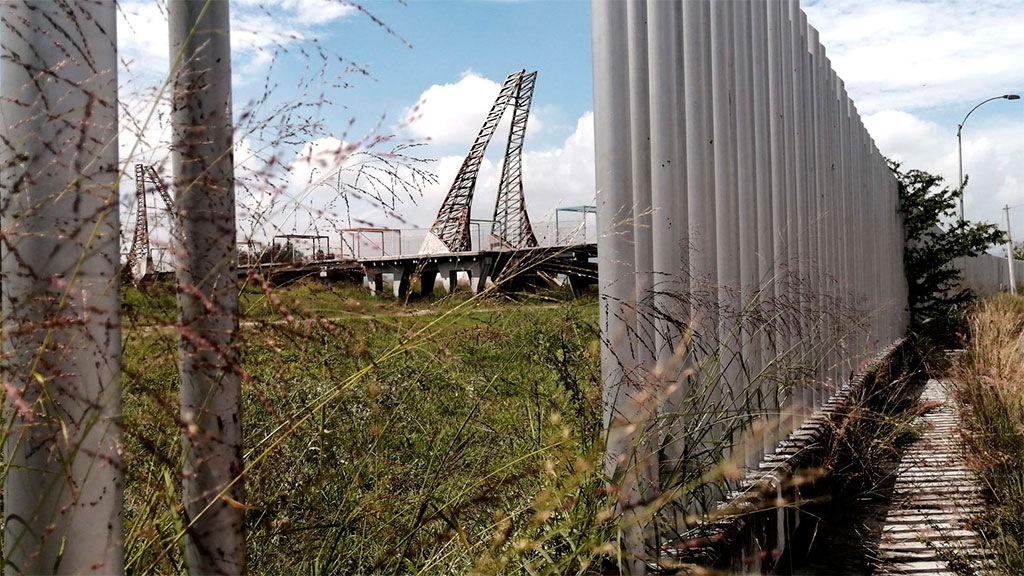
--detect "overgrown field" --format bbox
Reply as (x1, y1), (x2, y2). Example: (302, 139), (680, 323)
(121, 279), (618, 575)
(956, 294), (1024, 573)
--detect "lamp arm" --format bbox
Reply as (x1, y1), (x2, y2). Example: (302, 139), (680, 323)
(960, 95), (1007, 130)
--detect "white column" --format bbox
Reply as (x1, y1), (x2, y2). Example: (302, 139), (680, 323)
(752, 0), (777, 456)
(781, 0), (803, 425)
(1, 2), (123, 573)
(734, 0), (762, 468)
(625, 0), (659, 557)
(169, 2), (246, 573)
(766, 0), (790, 444)
(591, 1), (648, 569)
(682, 0), (721, 513)
(648, 0), (685, 375)
(627, 0), (656, 394)
(711, 0), (743, 463)
(838, 80), (853, 379)
(804, 19), (823, 410)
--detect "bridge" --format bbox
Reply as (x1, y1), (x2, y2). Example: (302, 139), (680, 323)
(125, 69), (598, 296)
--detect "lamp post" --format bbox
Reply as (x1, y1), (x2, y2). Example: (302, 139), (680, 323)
(1006, 204), (1018, 295)
(957, 94), (1020, 220)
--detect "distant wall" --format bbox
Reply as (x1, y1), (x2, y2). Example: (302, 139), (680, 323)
(956, 253), (1024, 296)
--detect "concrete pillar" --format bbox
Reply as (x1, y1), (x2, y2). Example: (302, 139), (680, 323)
(766, 0), (789, 451)
(711, 0), (742, 463)
(421, 270), (438, 297)
(470, 261), (489, 294)
(647, 0), (690, 527)
(752, 0), (777, 457)
(684, 0), (718, 353)
(392, 266), (411, 299)
(591, 0), (649, 569)
(627, 0), (657, 393)
(733, 0), (761, 468)
(648, 0), (686, 374)
(1, 2), (123, 573)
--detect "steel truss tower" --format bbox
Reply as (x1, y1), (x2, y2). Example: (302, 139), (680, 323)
(126, 164), (175, 280)
(427, 69), (540, 252)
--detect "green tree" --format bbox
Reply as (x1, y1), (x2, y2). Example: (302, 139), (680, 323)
(1012, 241), (1024, 262)
(892, 161), (1005, 331)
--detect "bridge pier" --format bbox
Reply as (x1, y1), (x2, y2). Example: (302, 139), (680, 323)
(364, 270), (384, 295)
(436, 259), (492, 294)
(392, 265), (412, 299)
(359, 245), (597, 301)
(420, 270), (438, 298)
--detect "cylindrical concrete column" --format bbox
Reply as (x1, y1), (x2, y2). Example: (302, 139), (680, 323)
(648, 0), (686, 373)
(765, 0), (789, 446)
(591, 0), (650, 569)
(627, 0), (656, 390)
(711, 0), (742, 462)
(733, 0), (761, 468)
(752, 0), (777, 455)
(1, 2), (124, 573)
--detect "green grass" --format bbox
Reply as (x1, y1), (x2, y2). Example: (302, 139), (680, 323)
(955, 294), (1024, 574)
(121, 279), (619, 575)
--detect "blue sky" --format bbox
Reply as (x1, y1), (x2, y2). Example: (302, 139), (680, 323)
(116, 0), (1024, 252)
(316, 0), (593, 145)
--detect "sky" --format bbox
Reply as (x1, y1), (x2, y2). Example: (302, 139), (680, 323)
(114, 0), (1024, 252)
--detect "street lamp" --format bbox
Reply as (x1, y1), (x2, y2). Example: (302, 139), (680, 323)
(957, 94), (1020, 220)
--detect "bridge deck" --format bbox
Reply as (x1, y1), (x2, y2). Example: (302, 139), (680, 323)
(357, 243), (596, 269)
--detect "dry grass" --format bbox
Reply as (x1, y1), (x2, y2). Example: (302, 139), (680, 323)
(955, 294), (1024, 573)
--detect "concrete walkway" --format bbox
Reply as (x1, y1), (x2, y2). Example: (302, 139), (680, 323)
(875, 379), (991, 575)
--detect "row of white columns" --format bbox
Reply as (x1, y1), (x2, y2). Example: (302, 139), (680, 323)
(592, 0), (909, 566)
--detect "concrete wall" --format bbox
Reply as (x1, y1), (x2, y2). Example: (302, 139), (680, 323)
(590, 0), (909, 569)
(956, 253), (1024, 296)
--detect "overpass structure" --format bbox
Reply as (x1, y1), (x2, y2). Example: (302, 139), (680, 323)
(127, 70), (598, 296)
(362, 69), (598, 297)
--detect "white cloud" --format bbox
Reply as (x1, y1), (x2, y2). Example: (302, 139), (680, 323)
(116, 0), (355, 87)
(805, 0), (1024, 113)
(403, 71), (544, 151)
(864, 109), (1024, 228)
(234, 0), (356, 25)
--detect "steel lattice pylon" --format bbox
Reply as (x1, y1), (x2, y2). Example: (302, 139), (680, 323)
(125, 164), (175, 281)
(426, 69), (540, 252)
(492, 71), (538, 249)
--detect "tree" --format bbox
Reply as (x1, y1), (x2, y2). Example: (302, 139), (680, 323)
(892, 161), (1004, 331)
(1, 1), (124, 573)
(1011, 241), (1024, 262)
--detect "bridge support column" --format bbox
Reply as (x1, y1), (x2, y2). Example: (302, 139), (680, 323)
(392, 265), (411, 299)
(365, 270), (384, 296)
(420, 270), (437, 297)
(472, 259), (492, 294)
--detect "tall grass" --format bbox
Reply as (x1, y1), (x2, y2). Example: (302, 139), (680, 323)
(120, 279), (626, 574)
(956, 294), (1024, 573)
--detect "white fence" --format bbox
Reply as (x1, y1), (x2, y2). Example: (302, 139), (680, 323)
(591, 0), (909, 565)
